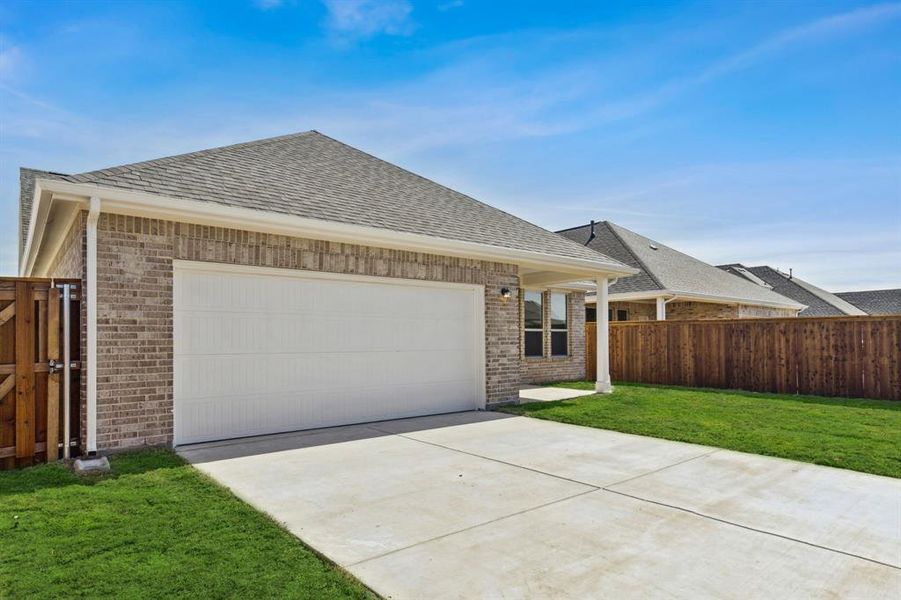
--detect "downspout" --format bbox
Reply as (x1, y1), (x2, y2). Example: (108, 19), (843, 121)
(86, 197), (101, 455)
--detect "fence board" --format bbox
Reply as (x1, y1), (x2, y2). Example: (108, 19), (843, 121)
(0, 278), (79, 469)
(587, 316), (901, 401)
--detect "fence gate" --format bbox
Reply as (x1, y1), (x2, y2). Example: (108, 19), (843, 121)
(0, 278), (81, 469)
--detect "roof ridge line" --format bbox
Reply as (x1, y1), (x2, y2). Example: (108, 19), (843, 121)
(72, 130), (319, 179)
(311, 133), (626, 264)
(604, 221), (665, 289)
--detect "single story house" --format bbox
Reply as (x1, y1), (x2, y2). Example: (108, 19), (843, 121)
(718, 264), (866, 317)
(18, 131), (635, 453)
(557, 221), (805, 321)
(835, 289), (901, 316)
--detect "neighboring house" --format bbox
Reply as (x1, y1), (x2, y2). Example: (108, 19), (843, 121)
(835, 289), (901, 316)
(18, 131), (635, 452)
(557, 221), (805, 321)
(718, 264), (866, 317)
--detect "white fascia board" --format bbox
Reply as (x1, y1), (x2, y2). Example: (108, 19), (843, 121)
(584, 289), (806, 311)
(32, 179), (639, 279)
(19, 184), (49, 276)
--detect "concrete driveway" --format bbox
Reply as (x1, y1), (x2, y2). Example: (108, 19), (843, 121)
(179, 412), (901, 599)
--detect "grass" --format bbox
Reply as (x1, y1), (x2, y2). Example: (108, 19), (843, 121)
(499, 382), (901, 478)
(0, 451), (374, 599)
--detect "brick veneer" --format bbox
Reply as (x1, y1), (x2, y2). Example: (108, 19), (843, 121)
(598, 300), (797, 322)
(521, 291), (586, 384)
(83, 213), (534, 450)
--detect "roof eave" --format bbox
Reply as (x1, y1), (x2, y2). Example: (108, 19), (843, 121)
(25, 179), (638, 279)
(585, 288), (807, 311)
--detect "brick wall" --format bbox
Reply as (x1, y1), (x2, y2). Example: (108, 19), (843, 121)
(521, 291), (586, 384)
(609, 301), (656, 321)
(91, 214), (523, 450)
(665, 301), (739, 320)
(738, 304), (798, 318)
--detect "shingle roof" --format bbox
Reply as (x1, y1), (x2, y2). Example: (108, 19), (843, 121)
(558, 221), (803, 308)
(719, 264), (866, 317)
(835, 289), (901, 316)
(20, 131), (626, 268)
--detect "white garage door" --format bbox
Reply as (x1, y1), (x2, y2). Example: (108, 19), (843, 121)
(173, 261), (485, 445)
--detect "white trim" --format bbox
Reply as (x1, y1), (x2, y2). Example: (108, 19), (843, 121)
(27, 179), (638, 279)
(85, 197), (101, 454)
(585, 289), (806, 311)
(33, 206), (81, 278)
(595, 276), (612, 394)
(172, 260), (487, 413)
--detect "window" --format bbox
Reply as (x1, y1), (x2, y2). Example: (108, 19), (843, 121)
(585, 306), (596, 323)
(550, 293), (568, 356)
(608, 308), (630, 321)
(523, 290), (543, 357)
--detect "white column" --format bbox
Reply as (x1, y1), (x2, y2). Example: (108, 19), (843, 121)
(596, 276), (613, 394)
(656, 296), (666, 320)
(86, 196), (101, 455)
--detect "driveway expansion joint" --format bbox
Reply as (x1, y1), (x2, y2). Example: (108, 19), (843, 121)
(346, 487), (602, 567)
(371, 423), (900, 572)
(601, 488), (901, 571)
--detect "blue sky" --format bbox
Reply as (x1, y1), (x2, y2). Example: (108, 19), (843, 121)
(1, 0), (899, 290)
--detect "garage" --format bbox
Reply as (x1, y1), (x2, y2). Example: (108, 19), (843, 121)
(173, 261), (486, 445)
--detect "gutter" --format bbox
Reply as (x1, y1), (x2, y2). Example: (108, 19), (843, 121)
(585, 289), (807, 311)
(86, 197), (100, 455)
(28, 179), (639, 279)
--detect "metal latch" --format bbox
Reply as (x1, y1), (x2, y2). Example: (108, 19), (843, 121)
(48, 359), (63, 374)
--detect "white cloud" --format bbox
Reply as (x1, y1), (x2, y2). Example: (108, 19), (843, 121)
(322, 0), (414, 39)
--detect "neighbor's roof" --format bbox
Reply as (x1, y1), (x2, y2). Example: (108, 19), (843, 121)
(19, 131), (627, 269)
(557, 221), (804, 308)
(719, 264), (866, 317)
(835, 289), (901, 316)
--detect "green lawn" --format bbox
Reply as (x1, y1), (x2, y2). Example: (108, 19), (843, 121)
(0, 451), (373, 599)
(499, 382), (901, 478)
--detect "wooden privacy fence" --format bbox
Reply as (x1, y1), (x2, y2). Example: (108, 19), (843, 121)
(0, 278), (81, 469)
(586, 316), (901, 401)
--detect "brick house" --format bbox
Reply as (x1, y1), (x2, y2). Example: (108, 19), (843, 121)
(557, 221), (805, 322)
(18, 131), (635, 452)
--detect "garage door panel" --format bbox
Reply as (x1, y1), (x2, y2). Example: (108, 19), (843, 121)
(176, 349), (476, 399)
(178, 312), (475, 356)
(174, 264), (484, 445)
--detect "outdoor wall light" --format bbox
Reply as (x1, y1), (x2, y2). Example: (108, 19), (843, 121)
(500, 287), (512, 302)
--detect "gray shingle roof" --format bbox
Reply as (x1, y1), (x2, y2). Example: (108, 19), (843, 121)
(719, 264), (865, 317)
(836, 289), (901, 315)
(558, 221), (803, 308)
(20, 131), (627, 268)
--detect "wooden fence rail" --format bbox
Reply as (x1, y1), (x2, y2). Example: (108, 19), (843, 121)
(586, 316), (901, 401)
(0, 278), (81, 469)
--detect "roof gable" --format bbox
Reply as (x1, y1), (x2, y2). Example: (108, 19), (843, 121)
(560, 221), (802, 307)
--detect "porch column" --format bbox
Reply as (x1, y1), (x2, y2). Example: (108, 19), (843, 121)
(656, 296), (666, 320)
(596, 275), (613, 394)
